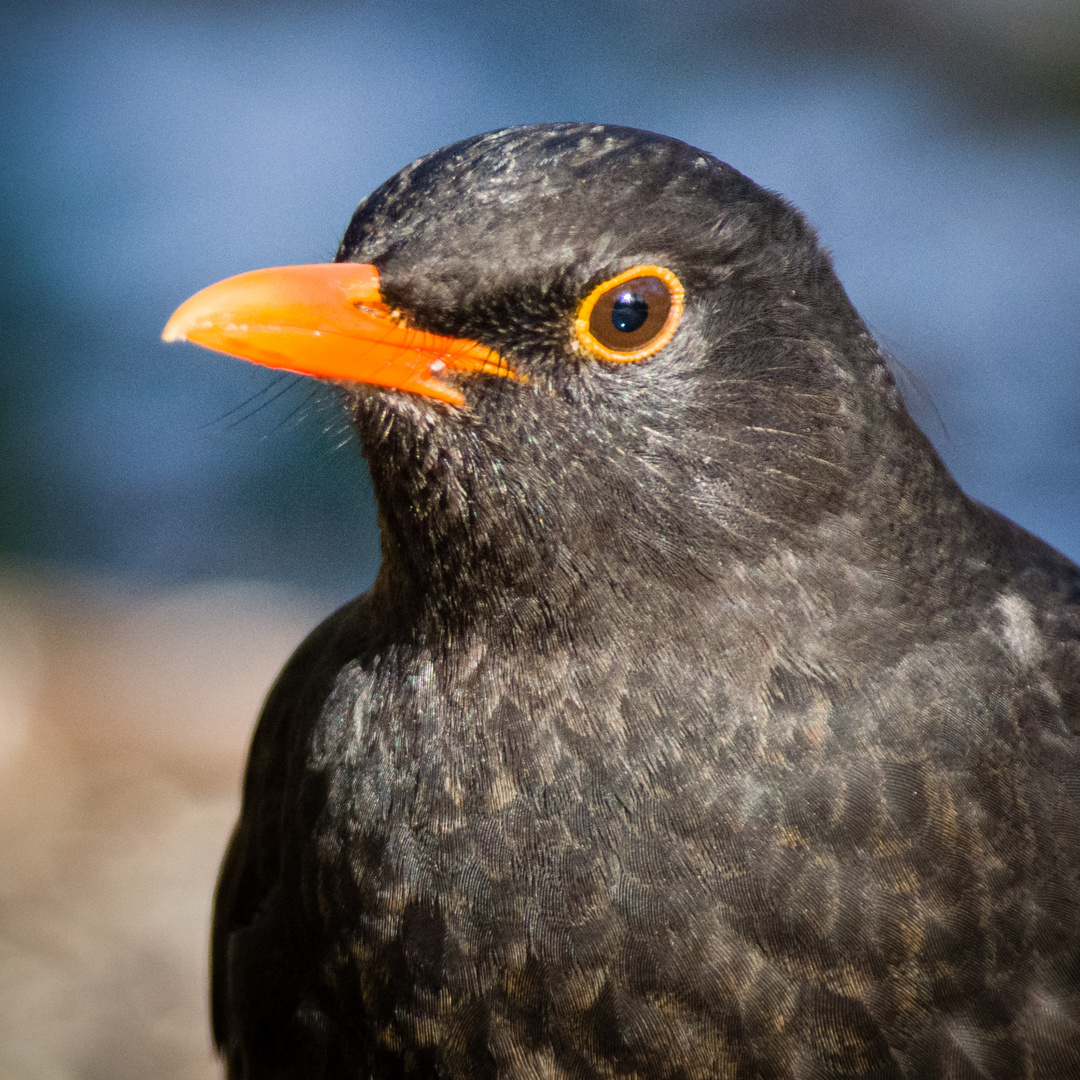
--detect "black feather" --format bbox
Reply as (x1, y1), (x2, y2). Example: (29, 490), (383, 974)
(214, 123), (1080, 1080)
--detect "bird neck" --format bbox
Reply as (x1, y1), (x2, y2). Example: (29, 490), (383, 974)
(368, 474), (711, 642)
(357, 370), (985, 658)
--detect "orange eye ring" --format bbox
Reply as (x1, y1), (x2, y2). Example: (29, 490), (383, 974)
(573, 264), (685, 363)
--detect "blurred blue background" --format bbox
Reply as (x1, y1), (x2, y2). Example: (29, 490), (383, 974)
(2, 0), (1079, 602)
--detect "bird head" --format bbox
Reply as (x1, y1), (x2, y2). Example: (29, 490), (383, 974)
(164, 124), (920, 627)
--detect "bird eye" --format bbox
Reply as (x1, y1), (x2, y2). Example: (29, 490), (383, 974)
(611, 291), (649, 333)
(575, 265), (684, 363)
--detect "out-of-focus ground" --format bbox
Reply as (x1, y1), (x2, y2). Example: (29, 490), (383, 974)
(0, 575), (328, 1080)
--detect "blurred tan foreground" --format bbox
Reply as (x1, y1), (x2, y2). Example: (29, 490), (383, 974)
(0, 574), (332, 1080)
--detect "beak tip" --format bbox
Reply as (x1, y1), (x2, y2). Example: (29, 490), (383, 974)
(161, 308), (190, 344)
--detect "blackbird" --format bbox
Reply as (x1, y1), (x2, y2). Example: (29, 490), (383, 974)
(164, 124), (1080, 1080)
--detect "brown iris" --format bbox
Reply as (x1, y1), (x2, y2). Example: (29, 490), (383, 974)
(574, 264), (684, 363)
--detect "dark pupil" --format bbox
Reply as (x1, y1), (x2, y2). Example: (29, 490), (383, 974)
(610, 291), (649, 334)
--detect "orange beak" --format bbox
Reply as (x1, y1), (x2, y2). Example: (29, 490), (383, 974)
(162, 263), (511, 408)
